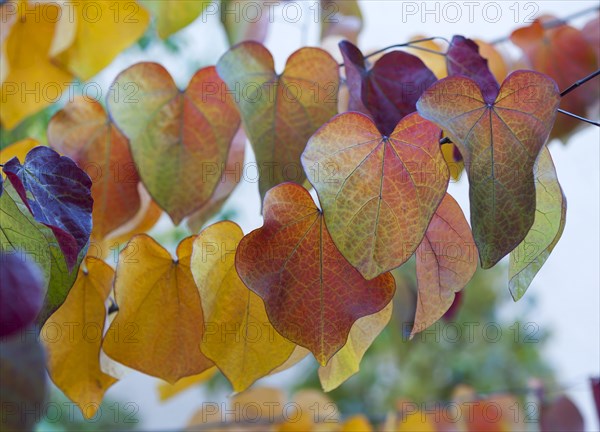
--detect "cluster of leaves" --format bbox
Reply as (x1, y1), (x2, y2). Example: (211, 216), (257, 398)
(1, 1), (599, 430)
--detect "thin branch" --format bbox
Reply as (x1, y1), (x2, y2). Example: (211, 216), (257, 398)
(560, 68), (600, 97)
(491, 5), (599, 44)
(339, 36), (448, 67)
(558, 109), (600, 127)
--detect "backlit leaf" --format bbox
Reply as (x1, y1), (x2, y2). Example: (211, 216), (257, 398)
(339, 41), (438, 136)
(510, 18), (598, 142)
(321, 0), (363, 43)
(51, 0), (150, 80)
(48, 97), (141, 241)
(108, 63), (240, 224)
(102, 235), (213, 383)
(0, 185), (83, 325)
(412, 193), (477, 337)
(0, 1), (73, 129)
(0, 138), (39, 165)
(417, 71), (560, 268)
(318, 300), (392, 392)
(216, 41), (339, 201)
(236, 183), (395, 365)
(302, 112), (449, 279)
(3, 147), (93, 269)
(191, 221), (295, 392)
(42, 257), (117, 418)
(509, 147), (566, 300)
(140, 0), (209, 39)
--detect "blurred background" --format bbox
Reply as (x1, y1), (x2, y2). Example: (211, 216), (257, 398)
(2, 0), (598, 430)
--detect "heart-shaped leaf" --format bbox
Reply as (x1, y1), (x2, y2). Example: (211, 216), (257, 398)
(417, 71), (560, 268)
(191, 221), (296, 392)
(102, 235), (213, 383)
(42, 257), (117, 419)
(48, 97), (141, 241)
(302, 112), (449, 279)
(340, 41), (437, 136)
(216, 41), (339, 201)
(412, 193), (477, 337)
(3, 146), (93, 269)
(108, 63), (240, 225)
(235, 183), (395, 365)
(509, 147), (566, 300)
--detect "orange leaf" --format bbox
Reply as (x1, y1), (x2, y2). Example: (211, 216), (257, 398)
(302, 112), (449, 279)
(48, 97), (141, 241)
(102, 235), (213, 383)
(236, 183), (395, 365)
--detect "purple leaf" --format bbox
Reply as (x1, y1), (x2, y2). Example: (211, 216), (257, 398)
(592, 377), (600, 422)
(3, 147), (92, 269)
(446, 35), (499, 104)
(540, 395), (584, 432)
(0, 253), (44, 337)
(339, 40), (437, 136)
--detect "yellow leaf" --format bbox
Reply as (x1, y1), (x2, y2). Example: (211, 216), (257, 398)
(474, 39), (509, 84)
(140, 0), (210, 39)
(0, 138), (39, 164)
(102, 235), (213, 384)
(51, 1), (150, 80)
(0, 1), (73, 129)
(341, 415), (373, 432)
(157, 367), (217, 401)
(191, 221), (296, 392)
(318, 301), (392, 392)
(41, 257), (117, 419)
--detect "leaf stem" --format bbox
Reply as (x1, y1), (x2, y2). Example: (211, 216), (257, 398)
(560, 68), (600, 97)
(491, 5), (600, 44)
(557, 109), (600, 127)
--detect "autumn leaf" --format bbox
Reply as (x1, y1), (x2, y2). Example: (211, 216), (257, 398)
(412, 193), (477, 337)
(510, 18), (598, 142)
(236, 183), (395, 365)
(51, 0), (150, 80)
(190, 221), (296, 392)
(318, 300), (392, 392)
(509, 147), (566, 300)
(220, 0), (270, 45)
(186, 127), (246, 232)
(140, 0), (209, 39)
(0, 139), (39, 165)
(42, 257), (117, 418)
(216, 41), (339, 201)
(417, 71), (560, 268)
(540, 395), (584, 432)
(0, 184), (82, 326)
(48, 97), (141, 241)
(102, 235), (213, 383)
(302, 112), (449, 280)
(446, 35), (500, 103)
(279, 390), (339, 432)
(108, 63), (240, 224)
(339, 41), (438, 136)
(0, 1), (73, 129)
(341, 415), (373, 432)
(0, 253), (44, 337)
(3, 147), (93, 269)
(405, 36), (448, 79)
